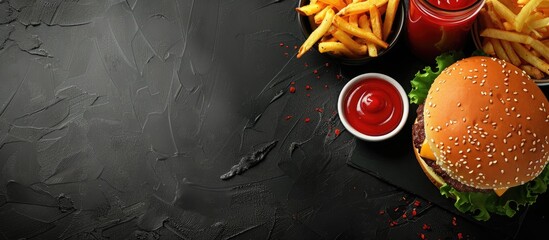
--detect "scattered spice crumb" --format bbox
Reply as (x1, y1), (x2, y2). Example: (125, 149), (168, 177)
(452, 216), (457, 226)
(304, 118), (311, 123)
(279, 42), (284, 47)
(324, 84), (328, 89)
(325, 62), (330, 67)
(378, 210), (385, 215)
(315, 107), (323, 113)
(334, 128), (341, 136)
(306, 93), (311, 97)
(285, 115), (293, 120)
(313, 69), (318, 74)
(457, 233), (463, 239)
(336, 74), (343, 80)
(305, 85), (312, 90)
(289, 86), (296, 93)
(422, 223), (431, 230)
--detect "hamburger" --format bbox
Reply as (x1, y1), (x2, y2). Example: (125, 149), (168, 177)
(409, 53), (549, 221)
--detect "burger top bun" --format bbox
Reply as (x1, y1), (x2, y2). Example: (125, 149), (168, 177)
(423, 56), (549, 190)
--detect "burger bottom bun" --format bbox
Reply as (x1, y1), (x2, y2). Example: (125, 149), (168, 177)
(413, 145), (445, 189)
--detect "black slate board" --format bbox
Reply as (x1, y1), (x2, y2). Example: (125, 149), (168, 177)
(348, 86), (549, 237)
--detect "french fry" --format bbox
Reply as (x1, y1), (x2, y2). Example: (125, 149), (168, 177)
(296, 2), (326, 16)
(501, 39), (522, 66)
(515, 0), (543, 32)
(337, 0), (388, 16)
(370, 5), (383, 40)
(318, 41), (357, 57)
(333, 15), (389, 48)
(314, 6), (332, 24)
(358, 14), (378, 57)
(529, 17), (549, 30)
(332, 30), (368, 55)
(490, 0), (517, 28)
(298, 8), (336, 58)
(319, 0), (347, 11)
(520, 64), (545, 79)
(491, 38), (511, 62)
(382, 0), (399, 40)
(483, 39), (496, 55)
(512, 42), (549, 75)
(480, 28), (533, 45)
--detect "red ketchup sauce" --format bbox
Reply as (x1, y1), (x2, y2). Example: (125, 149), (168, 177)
(343, 78), (404, 136)
(407, 0), (484, 61)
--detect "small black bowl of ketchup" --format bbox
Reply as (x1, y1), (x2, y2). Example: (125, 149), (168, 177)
(338, 73), (409, 141)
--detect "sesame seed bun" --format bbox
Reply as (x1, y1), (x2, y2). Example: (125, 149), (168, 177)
(423, 56), (549, 190)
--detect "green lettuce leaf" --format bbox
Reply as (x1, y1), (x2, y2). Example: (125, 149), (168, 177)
(440, 166), (549, 221)
(408, 51), (465, 104)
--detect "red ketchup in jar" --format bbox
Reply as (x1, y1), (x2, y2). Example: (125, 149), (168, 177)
(342, 78), (404, 136)
(407, 0), (485, 61)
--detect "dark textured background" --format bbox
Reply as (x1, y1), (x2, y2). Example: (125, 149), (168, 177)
(0, 0), (547, 239)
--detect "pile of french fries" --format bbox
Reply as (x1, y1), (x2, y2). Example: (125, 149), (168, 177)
(478, 0), (549, 82)
(296, 0), (400, 59)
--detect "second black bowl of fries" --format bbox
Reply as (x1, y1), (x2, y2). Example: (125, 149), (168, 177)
(471, 0), (549, 86)
(296, 0), (405, 65)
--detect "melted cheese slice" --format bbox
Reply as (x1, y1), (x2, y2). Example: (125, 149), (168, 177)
(420, 141), (436, 161)
(494, 188), (509, 197)
(420, 141), (509, 197)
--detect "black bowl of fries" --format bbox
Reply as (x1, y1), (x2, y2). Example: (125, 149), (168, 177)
(472, 0), (549, 86)
(296, 0), (405, 65)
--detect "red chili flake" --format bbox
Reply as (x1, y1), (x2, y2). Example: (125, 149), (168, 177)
(457, 233), (463, 239)
(305, 85), (312, 90)
(304, 63), (309, 67)
(289, 86), (296, 93)
(378, 210), (385, 215)
(412, 208), (417, 216)
(285, 45), (289, 48)
(394, 207), (399, 212)
(279, 42), (284, 47)
(422, 223), (431, 230)
(285, 115), (293, 120)
(313, 69), (318, 74)
(316, 76), (321, 79)
(291, 81), (296, 85)
(336, 74), (343, 80)
(315, 107), (323, 113)
(389, 221), (398, 227)
(306, 93), (311, 97)
(304, 118), (311, 123)
(284, 52), (289, 57)
(402, 213), (407, 219)
(452, 217), (457, 226)
(334, 128), (341, 136)
(294, 45), (298, 49)
(419, 233), (425, 240)
(414, 200), (421, 207)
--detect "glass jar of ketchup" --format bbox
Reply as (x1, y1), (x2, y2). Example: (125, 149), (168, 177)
(407, 0), (485, 61)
